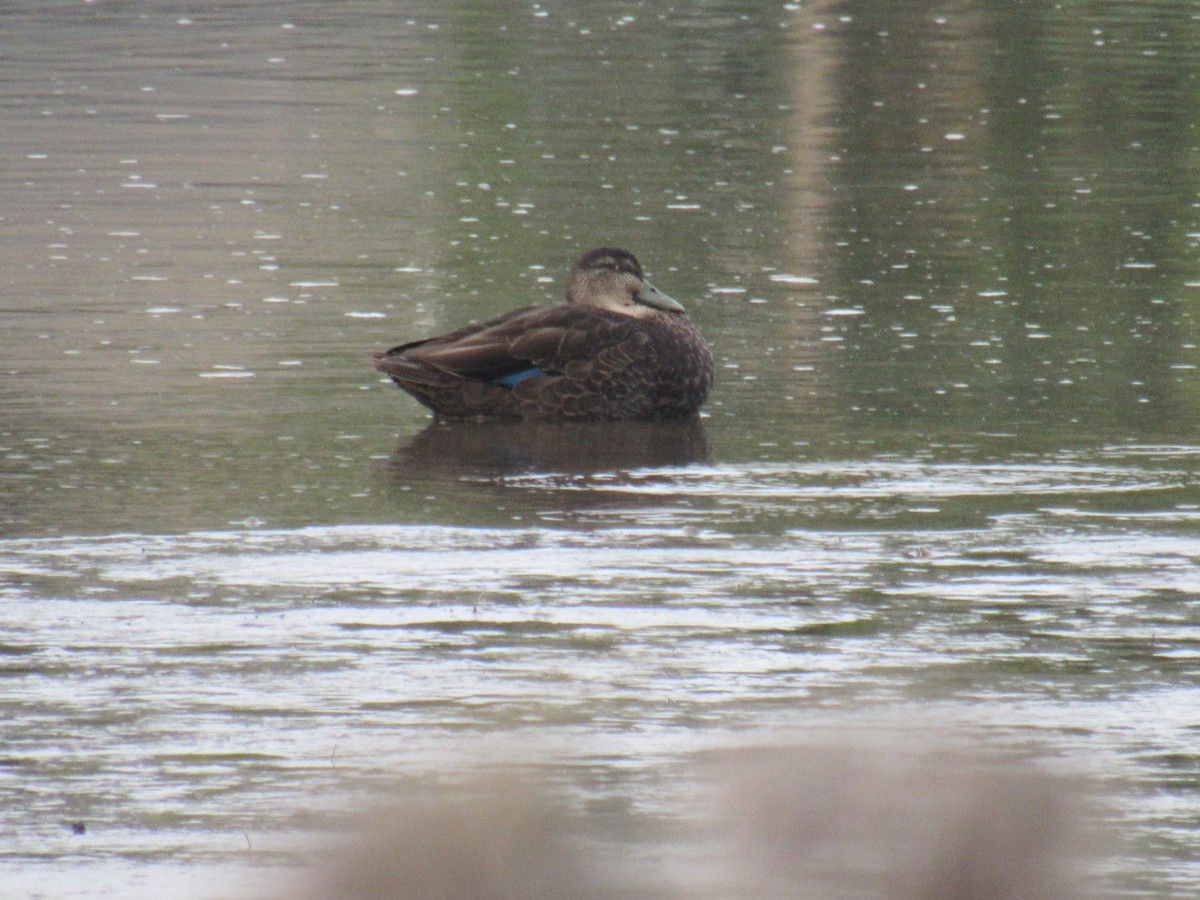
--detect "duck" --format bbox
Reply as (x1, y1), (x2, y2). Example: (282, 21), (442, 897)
(372, 247), (713, 421)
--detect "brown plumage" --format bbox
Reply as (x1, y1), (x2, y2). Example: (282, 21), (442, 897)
(371, 248), (714, 421)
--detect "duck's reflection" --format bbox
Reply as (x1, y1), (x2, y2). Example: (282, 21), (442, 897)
(389, 416), (711, 477)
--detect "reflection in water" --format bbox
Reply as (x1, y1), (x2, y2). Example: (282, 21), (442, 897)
(389, 417), (711, 476)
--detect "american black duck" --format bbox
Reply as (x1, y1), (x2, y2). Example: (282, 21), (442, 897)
(372, 247), (713, 421)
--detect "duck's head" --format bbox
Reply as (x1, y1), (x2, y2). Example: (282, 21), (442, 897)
(565, 247), (686, 317)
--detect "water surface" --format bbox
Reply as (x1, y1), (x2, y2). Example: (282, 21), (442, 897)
(2, 1), (1199, 897)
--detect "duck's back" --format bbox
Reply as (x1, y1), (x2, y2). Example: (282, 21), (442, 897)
(374, 303), (712, 421)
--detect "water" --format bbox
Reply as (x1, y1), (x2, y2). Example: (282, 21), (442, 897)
(2, 1), (1199, 896)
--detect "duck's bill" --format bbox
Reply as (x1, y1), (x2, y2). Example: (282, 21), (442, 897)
(635, 281), (686, 313)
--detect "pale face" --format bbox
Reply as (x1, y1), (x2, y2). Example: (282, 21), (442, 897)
(565, 249), (686, 316)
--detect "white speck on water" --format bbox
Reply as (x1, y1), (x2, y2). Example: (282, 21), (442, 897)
(199, 371), (256, 379)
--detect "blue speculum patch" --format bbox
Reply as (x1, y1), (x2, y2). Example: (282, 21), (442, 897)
(492, 367), (545, 388)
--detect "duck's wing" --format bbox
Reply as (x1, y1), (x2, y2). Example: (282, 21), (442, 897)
(376, 304), (633, 384)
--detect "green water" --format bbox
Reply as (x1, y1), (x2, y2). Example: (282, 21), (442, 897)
(1, 2), (1198, 896)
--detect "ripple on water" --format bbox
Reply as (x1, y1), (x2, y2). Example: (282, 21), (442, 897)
(1, 455), (1198, 897)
